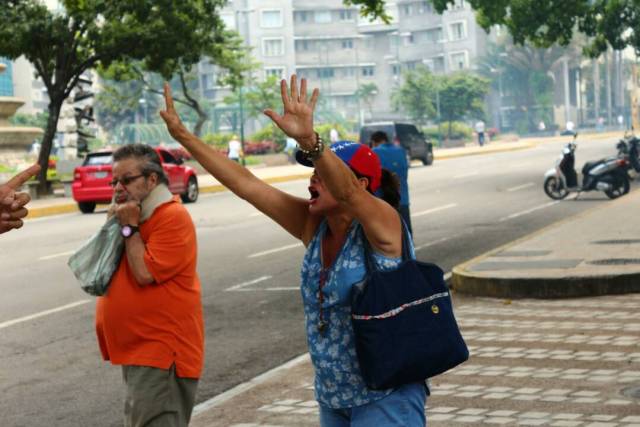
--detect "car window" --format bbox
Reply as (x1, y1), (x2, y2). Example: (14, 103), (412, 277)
(83, 153), (113, 166)
(159, 150), (177, 165)
(396, 124), (424, 145)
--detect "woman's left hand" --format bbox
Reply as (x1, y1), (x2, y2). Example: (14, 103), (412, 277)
(264, 75), (319, 149)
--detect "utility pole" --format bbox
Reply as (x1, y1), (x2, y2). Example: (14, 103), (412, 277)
(631, 60), (640, 130)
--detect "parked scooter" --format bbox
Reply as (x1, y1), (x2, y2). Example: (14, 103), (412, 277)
(615, 132), (640, 178)
(544, 134), (630, 200)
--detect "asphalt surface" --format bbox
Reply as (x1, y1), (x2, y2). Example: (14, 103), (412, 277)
(0, 136), (633, 426)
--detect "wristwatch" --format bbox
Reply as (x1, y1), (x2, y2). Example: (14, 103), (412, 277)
(121, 224), (140, 238)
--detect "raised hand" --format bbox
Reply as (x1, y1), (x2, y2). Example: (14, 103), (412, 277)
(0, 164), (41, 234)
(159, 82), (190, 141)
(264, 75), (319, 149)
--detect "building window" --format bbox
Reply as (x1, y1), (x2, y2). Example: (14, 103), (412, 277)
(220, 13), (236, 30)
(265, 67), (285, 80)
(392, 64), (401, 77)
(341, 39), (354, 49)
(425, 27), (443, 43)
(294, 11), (310, 22)
(404, 33), (415, 45)
(317, 68), (335, 79)
(339, 9), (354, 21)
(419, 1), (432, 13)
(295, 40), (311, 51)
(362, 66), (375, 77)
(401, 4), (412, 16)
(314, 10), (332, 23)
(450, 51), (468, 70)
(449, 21), (467, 41)
(261, 10), (283, 28)
(343, 67), (356, 77)
(262, 38), (284, 57)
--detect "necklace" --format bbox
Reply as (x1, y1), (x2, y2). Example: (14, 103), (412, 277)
(317, 268), (328, 334)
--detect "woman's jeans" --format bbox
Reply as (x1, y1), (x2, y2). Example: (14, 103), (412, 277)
(319, 382), (427, 427)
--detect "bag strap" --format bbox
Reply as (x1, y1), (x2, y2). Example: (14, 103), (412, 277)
(361, 215), (412, 273)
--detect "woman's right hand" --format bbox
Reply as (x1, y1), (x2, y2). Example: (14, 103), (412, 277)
(159, 82), (190, 141)
(264, 75), (320, 150)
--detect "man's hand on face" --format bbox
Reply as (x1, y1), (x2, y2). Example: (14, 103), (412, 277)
(114, 200), (141, 226)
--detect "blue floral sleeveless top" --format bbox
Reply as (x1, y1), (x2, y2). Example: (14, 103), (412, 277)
(300, 220), (413, 409)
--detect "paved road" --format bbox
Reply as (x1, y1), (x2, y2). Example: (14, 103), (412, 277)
(0, 137), (633, 426)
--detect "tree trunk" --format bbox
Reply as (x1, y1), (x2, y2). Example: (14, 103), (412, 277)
(36, 100), (63, 196)
(192, 106), (208, 138)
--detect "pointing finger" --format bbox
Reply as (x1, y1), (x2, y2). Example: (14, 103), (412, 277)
(164, 82), (175, 112)
(5, 164), (40, 191)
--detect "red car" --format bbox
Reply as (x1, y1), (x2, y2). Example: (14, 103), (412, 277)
(72, 147), (199, 213)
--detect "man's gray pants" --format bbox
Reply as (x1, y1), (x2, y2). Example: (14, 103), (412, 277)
(122, 364), (198, 427)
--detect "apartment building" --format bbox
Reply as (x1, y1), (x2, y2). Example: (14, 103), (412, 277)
(202, 0), (488, 126)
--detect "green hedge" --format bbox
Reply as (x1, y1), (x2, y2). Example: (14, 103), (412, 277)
(422, 121), (473, 142)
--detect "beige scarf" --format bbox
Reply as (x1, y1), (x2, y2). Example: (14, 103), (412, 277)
(140, 184), (174, 223)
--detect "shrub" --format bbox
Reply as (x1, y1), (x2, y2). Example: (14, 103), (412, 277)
(422, 121), (473, 141)
(250, 124), (286, 151)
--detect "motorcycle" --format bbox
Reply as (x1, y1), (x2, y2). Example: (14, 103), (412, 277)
(544, 134), (630, 200)
(615, 132), (640, 178)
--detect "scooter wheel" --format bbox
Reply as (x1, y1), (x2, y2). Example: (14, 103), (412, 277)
(604, 175), (630, 199)
(544, 177), (569, 200)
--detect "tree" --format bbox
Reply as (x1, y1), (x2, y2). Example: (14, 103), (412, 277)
(102, 29), (252, 138)
(354, 0), (640, 56)
(223, 76), (282, 127)
(438, 72), (489, 138)
(430, 0), (640, 57)
(0, 0), (227, 194)
(477, 37), (579, 132)
(392, 68), (437, 126)
(355, 83), (379, 117)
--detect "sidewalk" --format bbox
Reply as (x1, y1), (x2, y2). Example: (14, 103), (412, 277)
(452, 188), (640, 298)
(188, 179), (640, 427)
(23, 139), (536, 219)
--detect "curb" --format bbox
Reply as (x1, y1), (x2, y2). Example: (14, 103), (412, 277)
(451, 191), (640, 299)
(434, 142), (535, 160)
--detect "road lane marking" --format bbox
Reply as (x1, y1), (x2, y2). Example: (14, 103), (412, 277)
(453, 172), (479, 179)
(39, 250), (75, 261)
(0, 300), (91, 330)
(499, 201), (559, 222)
(264, 287), (299, 291)
(225, 276), (272, 292)
(248, 243), (303, 258)
(506, 182), (535, 192)
(415, 236), (451, 250)
(412, 203), (457, 218)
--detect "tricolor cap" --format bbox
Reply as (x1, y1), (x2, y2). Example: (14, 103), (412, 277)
(296, 141), (382, 192)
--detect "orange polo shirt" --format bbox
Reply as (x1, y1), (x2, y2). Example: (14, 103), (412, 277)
(95, 200), (204, 379)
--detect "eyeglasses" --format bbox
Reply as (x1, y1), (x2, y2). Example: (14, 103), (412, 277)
(109, 174), (145, 188)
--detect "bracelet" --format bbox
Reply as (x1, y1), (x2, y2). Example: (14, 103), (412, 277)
(298, 132), (325, 161)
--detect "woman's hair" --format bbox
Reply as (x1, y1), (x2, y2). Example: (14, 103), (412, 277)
(353, 168), (400, 209)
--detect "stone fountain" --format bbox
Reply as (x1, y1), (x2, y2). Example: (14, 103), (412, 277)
(0, 62), (44, 161)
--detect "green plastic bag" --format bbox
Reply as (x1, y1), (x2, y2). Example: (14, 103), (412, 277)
(67, 216), (124, 296)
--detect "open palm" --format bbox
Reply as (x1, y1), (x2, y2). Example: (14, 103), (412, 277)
(264, 75), (319, 147)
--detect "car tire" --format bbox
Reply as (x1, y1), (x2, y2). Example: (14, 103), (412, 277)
(421, 150), (434, 166)
(181, 176), (199, 203)
(78, 202), (96, 214)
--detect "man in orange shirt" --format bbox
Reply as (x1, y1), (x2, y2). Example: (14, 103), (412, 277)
(95, 144), (204, 427)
